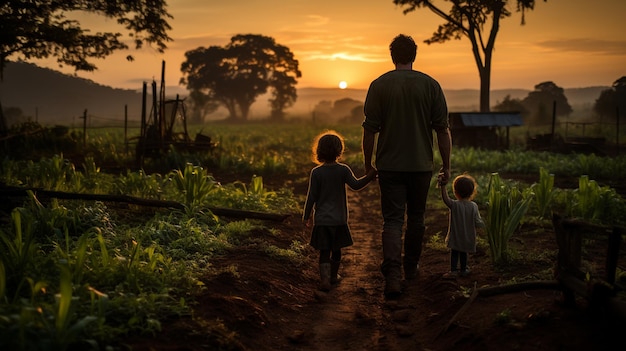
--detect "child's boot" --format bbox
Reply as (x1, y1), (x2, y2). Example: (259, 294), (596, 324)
(319, 263), (331, 291)
(330, 259), (342, 284)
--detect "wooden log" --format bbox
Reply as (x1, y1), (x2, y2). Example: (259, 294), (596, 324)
(1, 186), (290, 222)
(436, 280), (562, 338)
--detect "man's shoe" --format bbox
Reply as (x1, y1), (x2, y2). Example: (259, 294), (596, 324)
(404, 263), (419, 280)
(384, 278), (402, 299)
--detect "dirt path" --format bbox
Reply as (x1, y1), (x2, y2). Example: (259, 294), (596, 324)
(266, 182), (616, 351)
(295, 184), (387, 350)
(283, 184), (462, 351)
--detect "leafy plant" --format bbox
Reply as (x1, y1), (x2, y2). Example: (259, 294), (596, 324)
(484, 173), (534, 266)
(530, 167), (555, 219)
(0, 208), (40, 297)
(169, 163), (217, 214)
(571, 175), (622, 223)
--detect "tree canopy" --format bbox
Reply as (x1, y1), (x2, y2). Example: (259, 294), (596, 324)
(522, 81), (571, 126)
(180, 34), (301, 121)
(0, 0), (173, 133)
(393, 0), (546, 112)
(0, 0), (173, 76)
(593, 76), (626, 122)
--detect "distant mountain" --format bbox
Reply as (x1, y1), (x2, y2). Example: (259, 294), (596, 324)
(0, 61), (609, 125)
(1, 62), (144, 125)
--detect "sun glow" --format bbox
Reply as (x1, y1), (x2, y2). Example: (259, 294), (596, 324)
(338, 81), (348, 89)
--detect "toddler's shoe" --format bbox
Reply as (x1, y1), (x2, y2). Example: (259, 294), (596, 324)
(442, 270), (458, 279)
(459, 268), (471, 277)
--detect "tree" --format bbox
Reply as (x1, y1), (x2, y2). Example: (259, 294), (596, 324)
(522, 81), (572, 126)
(393, 0), (545, 112)
(493, 94), (528, 116)
(0, 0), (173, 133)
(593, 76), (626, 123)
(180, 34), (301, 121)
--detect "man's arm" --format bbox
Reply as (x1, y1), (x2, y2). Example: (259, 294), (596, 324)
(362, 128), (376, 172)
(435, 127), (452, 185)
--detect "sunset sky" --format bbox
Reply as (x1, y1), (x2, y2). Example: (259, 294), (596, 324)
(33, 0), (626, 92)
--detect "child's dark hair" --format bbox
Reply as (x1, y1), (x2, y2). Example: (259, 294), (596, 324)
(453, 174), (478, 200)
(311, 130), (344, 164)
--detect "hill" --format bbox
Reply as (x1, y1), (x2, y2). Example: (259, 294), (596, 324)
(0, 61), (608, 125)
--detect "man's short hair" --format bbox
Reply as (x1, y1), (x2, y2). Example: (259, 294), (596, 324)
(390, 34), (417, 64)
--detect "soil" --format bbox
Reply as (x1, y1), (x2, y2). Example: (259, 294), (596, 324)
(124, 174), (623, 351)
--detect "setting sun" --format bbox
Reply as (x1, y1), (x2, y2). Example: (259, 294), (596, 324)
(338, 81), (348, 89)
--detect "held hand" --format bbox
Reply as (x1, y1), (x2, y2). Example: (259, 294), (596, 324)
(436, 174), (445, 188)
(438, 167), (450, 186)
(366, 168), (378, 180)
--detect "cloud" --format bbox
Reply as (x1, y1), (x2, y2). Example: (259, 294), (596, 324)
(280, 33), (388, 63)
(170, 34), (231, 49)
(305, 51), (384, 63)
(304, 15), (331, 27)
(536, 38), (626, 56)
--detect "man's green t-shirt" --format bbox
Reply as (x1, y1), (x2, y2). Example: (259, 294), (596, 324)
(363, 69), (448, 172)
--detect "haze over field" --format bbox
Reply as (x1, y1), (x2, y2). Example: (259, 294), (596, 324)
(1, 62), (607, 125)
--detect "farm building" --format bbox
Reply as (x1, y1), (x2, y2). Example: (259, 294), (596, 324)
(449, 112), (523, 149)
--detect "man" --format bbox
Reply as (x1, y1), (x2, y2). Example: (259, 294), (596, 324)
(362, 34), (452, 299)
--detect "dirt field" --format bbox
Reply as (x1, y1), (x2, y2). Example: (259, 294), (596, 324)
(125, 176), (622, 351)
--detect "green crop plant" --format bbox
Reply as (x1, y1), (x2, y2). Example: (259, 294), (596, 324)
(0, 265), (99, 351)
(570, 175), (624, 224)
(115, 169), (165, 199)
(485, 173), (534, 266)
(34, 154), (79, 191)
(210, 176), (298, 213)
(0, 208), (41, 298)
(51, 264), (99, 350)
(169, 163), (217, 214)
(263, 240), (307, 266)
(52, 230), (90, 286)
(530, 167), (556, 219)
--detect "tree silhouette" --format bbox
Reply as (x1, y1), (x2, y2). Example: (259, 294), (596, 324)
(493, 94), (529, 116)
(393, 0), (545, 112)
(593, 76), (626, 123)
(0, 0), (173, 133)
(522, 81), (572, 126)
(180, 34), (301, 121)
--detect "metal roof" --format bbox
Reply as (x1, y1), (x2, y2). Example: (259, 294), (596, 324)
(457, 113), (523, 127)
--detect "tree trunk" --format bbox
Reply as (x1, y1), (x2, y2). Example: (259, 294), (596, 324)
(240, 102), (251, 121)
(479, 65), (491, 112)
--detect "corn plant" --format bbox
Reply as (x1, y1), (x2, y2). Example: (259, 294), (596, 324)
(210, 176), (299, 213)
(34, 154), (79, 191)
(115, 169), (165, 199)
(169, 163), (217, 214)
(485, 173), (534, 266)
(530, 167), (555, 219)
(51, 264), (99, 350)
(0, 208), (40, 297)
(571, 175), (623, 224)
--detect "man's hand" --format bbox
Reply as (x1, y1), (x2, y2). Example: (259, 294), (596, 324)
(438, 167), (450, 186)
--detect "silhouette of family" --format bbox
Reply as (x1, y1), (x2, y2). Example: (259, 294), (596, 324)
(303, 34), (482, 299)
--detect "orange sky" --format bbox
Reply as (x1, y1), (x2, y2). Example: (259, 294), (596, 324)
(32, 0), (626, 92)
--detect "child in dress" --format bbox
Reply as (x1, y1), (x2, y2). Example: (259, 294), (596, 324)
(303, 130), (377, 291)
(439, 174), (484, 278)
